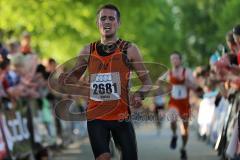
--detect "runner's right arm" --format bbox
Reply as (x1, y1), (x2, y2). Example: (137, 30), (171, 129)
(59, 45), (90, 85)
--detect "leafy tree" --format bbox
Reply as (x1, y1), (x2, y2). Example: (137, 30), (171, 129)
(0, 0), (239, 67)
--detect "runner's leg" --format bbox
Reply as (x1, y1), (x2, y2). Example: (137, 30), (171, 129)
(111, 121), (138, 160)
(180, 121), (189, 149)
(87, 120), (111, 160)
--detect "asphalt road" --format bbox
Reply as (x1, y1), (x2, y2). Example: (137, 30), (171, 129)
(53, 121), (220, 160)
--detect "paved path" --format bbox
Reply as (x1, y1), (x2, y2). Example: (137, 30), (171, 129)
(53, 122), (220, 160)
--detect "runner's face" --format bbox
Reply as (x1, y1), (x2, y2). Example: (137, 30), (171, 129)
(170, 54), (181, 68)
(97, 9), (119, 38)
(21, 36), (31, 46)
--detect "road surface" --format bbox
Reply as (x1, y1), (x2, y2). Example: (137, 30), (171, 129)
(53, 121), (219, 160)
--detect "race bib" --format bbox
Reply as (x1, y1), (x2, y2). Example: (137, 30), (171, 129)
(90, 72), (121, 101)
(171, 85), (187, 99)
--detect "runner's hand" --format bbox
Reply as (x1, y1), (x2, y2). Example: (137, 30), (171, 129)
(131, 92), (142, 108)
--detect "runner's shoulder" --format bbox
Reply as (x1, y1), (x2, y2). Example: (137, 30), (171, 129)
(79, 44), (91, 56)
(75, 44), (91, 65)
(126, 42), (137, 52)
(184, 68), (193, 75)
(126, 43), (141, 60)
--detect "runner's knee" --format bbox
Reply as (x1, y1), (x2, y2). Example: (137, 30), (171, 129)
(96, 152), (111, 160)
(180, 122), (189, 135)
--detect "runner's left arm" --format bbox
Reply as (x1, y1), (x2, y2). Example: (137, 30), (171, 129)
(127, 44), (152, 99)
(185, 69), (199, 90)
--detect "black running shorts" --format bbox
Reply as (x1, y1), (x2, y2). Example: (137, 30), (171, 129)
(87, 120), (138, 160)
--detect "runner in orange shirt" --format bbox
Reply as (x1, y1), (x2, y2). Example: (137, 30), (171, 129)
(59, 4), (152, 160)
(165, 51), (201, 160)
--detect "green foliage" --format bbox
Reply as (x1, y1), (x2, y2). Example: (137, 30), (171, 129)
(0, 0), (239, 66)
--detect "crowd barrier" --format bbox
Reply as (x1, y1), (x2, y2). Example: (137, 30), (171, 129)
(0, 96), (84, 160)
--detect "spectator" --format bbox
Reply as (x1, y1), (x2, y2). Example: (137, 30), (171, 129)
(232, 24), (240, 65)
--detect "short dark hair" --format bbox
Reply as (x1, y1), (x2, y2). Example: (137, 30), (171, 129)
(21, 31), (31, 38)
(233, 24), (240, 36)
(226, 31), (236, 45)
(171, 51), (182, 60)
(48, 58), (56, 64)
(97, 4), (120, 21)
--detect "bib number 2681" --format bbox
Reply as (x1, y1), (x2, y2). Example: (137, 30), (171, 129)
(93, 83), (118, 95)
(90, 72), (121, 101)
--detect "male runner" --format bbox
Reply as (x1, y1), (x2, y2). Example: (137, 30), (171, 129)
(166, 51), (200, 160)
(59, 4), (152, 160)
